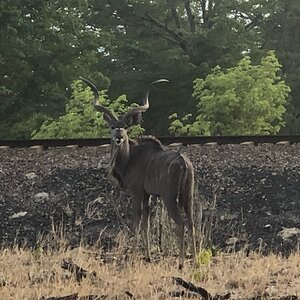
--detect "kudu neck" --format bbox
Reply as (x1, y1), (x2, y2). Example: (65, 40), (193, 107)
(110, 137), (130, 176)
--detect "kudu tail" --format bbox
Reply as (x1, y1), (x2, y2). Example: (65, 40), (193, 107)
(178, 156), (197, 259)
(178, 157), (194, 217)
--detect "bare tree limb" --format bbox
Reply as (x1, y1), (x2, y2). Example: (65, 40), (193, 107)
(169, 290), (202, 298)
(41, 293), (79, 300)
(200, 0), (208, 25)
(172, 277), (213, 300)
(233, 9), (263, 31)
(61, 259), (88, 282)
(125, 291), (135, 299)
(199, 0), (216, 29)
(183, 0), (196, 32)
(166, 0), (181, 29)
(208, 0), (213, 16)
(245, 14), (263, 30)
(41, 294), (103, 300)
(142, 12), (187, 50)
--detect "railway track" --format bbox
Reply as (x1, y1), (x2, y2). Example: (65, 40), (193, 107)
(1, 135), (300, 149)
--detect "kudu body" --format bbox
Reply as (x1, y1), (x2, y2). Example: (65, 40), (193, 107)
(81, 77), (196, 268)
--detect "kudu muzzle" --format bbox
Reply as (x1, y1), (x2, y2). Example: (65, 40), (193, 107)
(112, 128), (125, 146)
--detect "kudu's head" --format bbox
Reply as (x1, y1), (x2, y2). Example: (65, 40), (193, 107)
(80, 77), (169, 147)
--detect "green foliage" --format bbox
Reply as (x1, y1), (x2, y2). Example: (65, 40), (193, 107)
(7, 113), (49, 140)
(1, 0), (299, 137)
(32, 80), (144, 139)
(169, 113), (210, 136)
(32, 246), (44, 261)
(196, 249), (213, 266)
(0, 0), (111, 139)
(62, 0), (264, 135)
(169, 51), (290, 136)
(262, 0), (300, 133)
(193, 249), (213, 282)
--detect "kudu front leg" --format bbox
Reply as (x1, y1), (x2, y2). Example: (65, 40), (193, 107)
(131, 194), (143, 263)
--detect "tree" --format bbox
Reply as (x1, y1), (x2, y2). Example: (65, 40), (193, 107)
(2, 0), (298, 138)
(0, 0), (111, 139)
(261, 0), (300, 133)
(32, 80), (144, 139)
(87, 0), (264, 135)
(169, 51), (290, 136)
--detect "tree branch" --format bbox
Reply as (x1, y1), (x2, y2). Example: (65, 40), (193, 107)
(199, 0), (216, 29)
(234, 10), (263, 30)
(166, 0), (181, 29)
(245, 14), (263, 30)
(183, 0), (196, 32)
(208, 0), (213, 14)
(143, 12), (187, 50)
(61, 259), (88, 282)
(200, 0), (207, 24)
(172, 277), (213, 300)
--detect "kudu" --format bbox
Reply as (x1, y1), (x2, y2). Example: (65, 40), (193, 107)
(81, 77), (196, 268)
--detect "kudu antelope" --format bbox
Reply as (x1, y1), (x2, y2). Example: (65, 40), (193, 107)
(81, 77), (196, 268)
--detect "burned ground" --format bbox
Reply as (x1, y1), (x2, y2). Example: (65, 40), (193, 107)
(0, 143), (299, 255)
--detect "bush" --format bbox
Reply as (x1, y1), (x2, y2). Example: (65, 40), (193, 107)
(32, 80), (144, 139)
(169, 51), (290, 136)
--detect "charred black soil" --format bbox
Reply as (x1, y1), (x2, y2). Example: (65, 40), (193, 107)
(0, 144), (299, 255)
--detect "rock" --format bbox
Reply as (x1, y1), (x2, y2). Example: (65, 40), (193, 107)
(9, 211), (28, 219)
(93, 197), (105, 204)
(34, 192), (49, 202)
(25, 172), (38, 180)
(278, 227), (300, 241)
(226, 237), (239, 245)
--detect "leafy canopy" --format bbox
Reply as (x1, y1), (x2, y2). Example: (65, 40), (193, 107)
(32, 80), (144, 139)
(169, 51), (290, 136)
(0, 0), (111, 139)
(1, 0), (299, 137)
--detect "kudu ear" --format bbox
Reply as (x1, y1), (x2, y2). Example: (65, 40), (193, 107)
(123, 110), (142, 128)
(95, 105), (116, 125)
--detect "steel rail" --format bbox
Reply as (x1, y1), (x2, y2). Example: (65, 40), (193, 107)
(1, 135), (300, 148)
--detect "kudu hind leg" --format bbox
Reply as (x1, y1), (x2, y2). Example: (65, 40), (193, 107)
(181, 194), (197, 263)
(164, 198), (185, 269)
(186, 208), (197, 262)
(141, 194), (151, 262)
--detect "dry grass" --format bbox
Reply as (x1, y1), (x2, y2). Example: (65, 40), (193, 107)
(0, 242), (299, 300)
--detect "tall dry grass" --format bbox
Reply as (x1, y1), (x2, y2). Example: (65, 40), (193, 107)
(0, 240), (299, 299)
(1, 189), (299, 299)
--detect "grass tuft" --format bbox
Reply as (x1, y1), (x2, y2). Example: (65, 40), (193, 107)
(0, 241), (299, 299)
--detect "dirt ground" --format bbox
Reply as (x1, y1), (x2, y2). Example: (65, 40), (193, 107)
(0, 143), (300, 256)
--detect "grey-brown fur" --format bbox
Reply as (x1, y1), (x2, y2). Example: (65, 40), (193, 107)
(80, 77), (196, 268)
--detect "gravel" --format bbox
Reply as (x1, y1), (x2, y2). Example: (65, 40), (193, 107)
(0, 143), (299, 255)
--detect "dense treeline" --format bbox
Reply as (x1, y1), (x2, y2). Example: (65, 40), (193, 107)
(0, 0), (299, 139)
